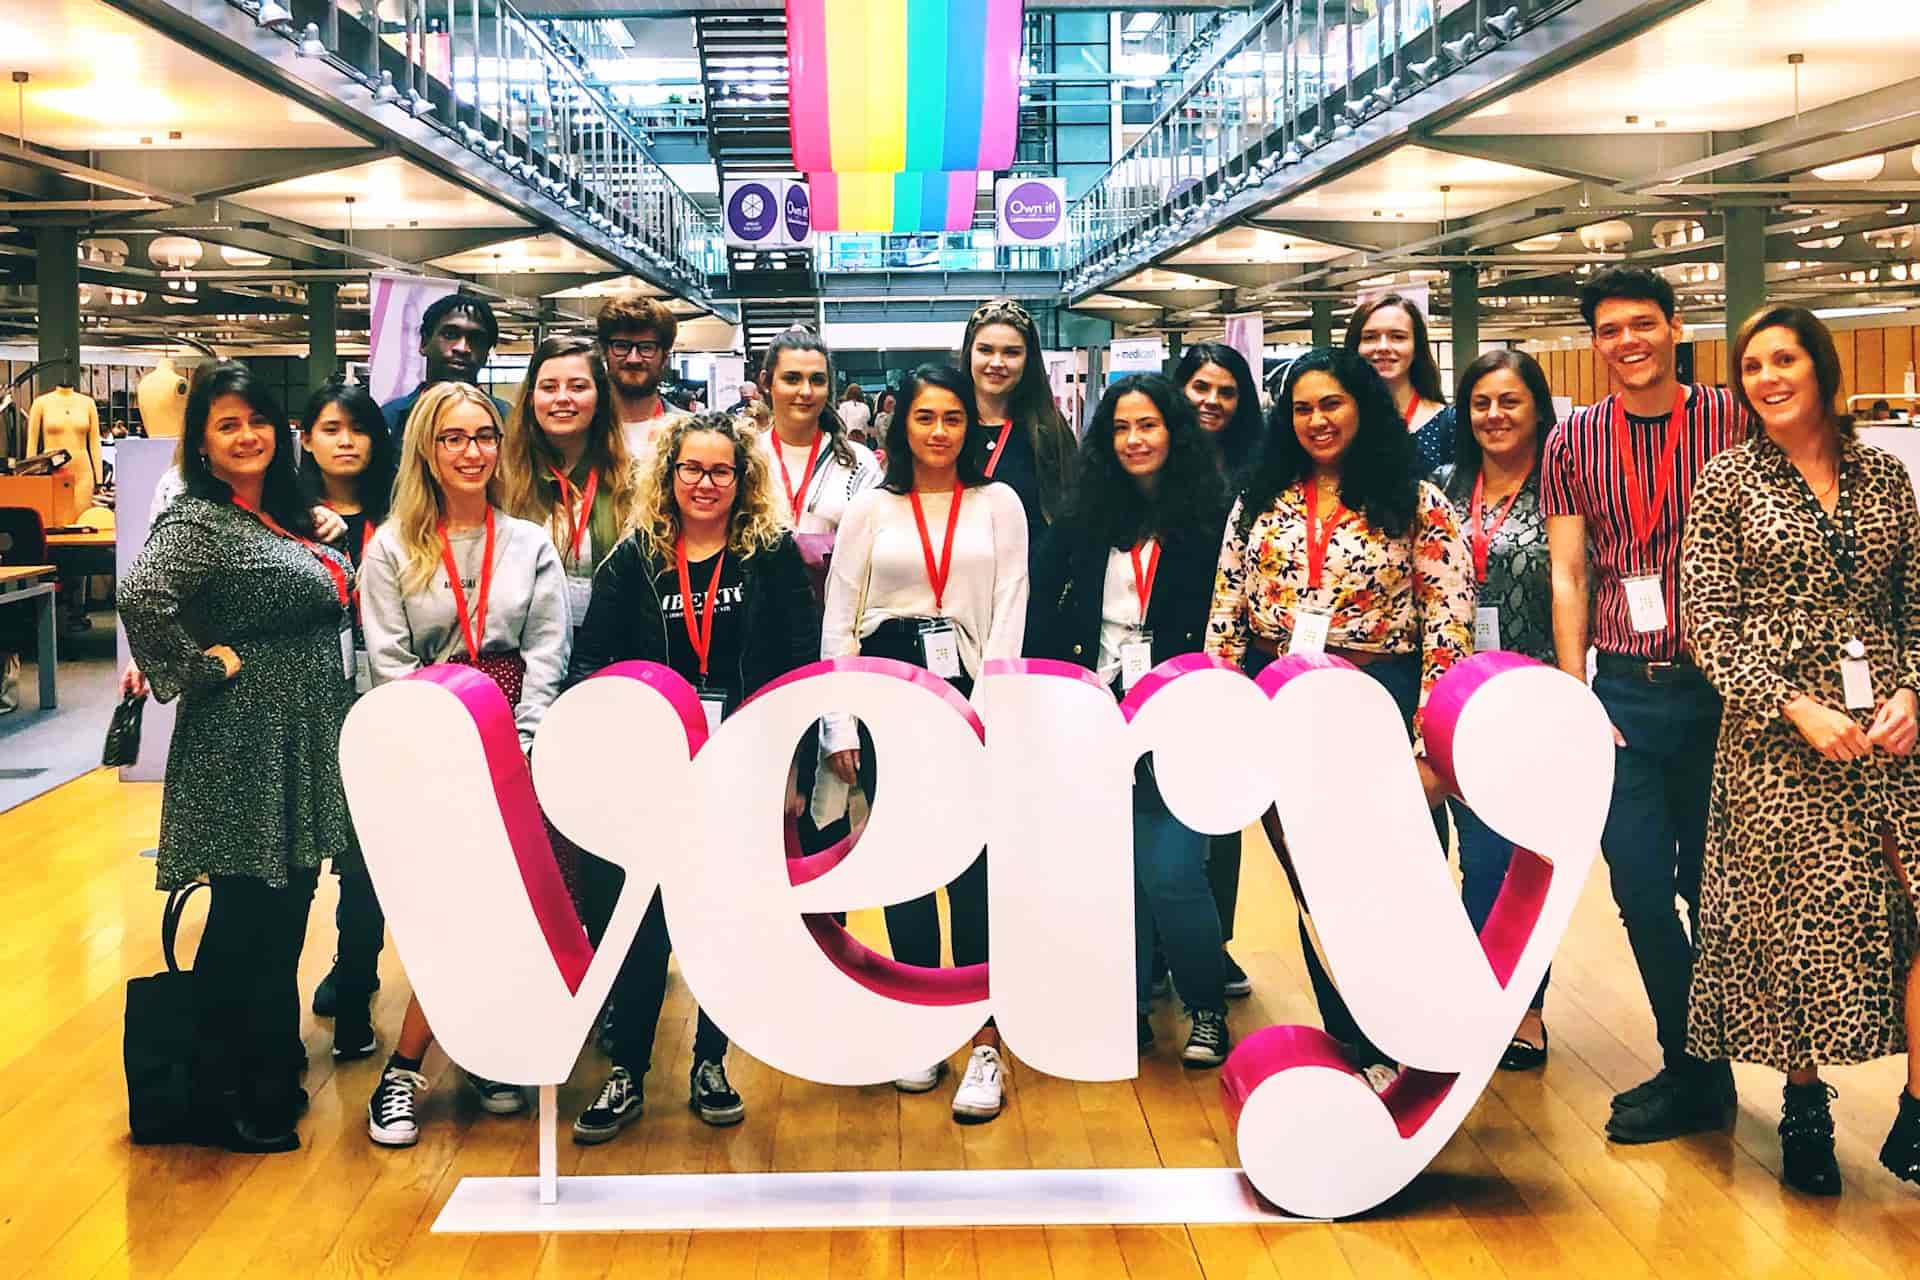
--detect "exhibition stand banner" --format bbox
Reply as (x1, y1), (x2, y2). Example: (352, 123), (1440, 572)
(341, 651), (1611, 1226)
(1106, 337), (1167, 383)
(995, 177), (1066, 247)
(368, 272), (459, 405)
(724, 179), (815, 249)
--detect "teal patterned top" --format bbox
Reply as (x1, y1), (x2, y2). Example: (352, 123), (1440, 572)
(1436, 463), (1555, 663)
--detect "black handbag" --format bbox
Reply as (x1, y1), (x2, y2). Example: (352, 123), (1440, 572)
(124, 881), (207, 1144)
(102, 692), (146, 767)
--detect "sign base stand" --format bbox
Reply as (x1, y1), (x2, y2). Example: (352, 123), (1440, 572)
(434, 1167), (1302, 1233)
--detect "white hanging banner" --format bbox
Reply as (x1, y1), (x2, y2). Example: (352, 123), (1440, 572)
(368, 272), (459, 405)
(1223, 312), (1264, 378)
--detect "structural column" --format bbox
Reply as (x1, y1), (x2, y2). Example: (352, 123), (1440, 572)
(1449, 265), (1480, 377)
(1310, 299), (1335, 349)
(35, 225), (80, 386)
(308, 281), (339, 397)
(1722, 205), (1767, 342)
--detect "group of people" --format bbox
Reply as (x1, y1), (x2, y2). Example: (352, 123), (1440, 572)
(118, 270), (1920, 1202)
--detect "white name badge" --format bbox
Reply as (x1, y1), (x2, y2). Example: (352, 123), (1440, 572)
(340, 628), (355, 682)
(1841, 639), (1875, 711)
(566, 574), (593, 627)
(918, 620), (963, 680)
(1289, 609), (1331, 656)
(1623, 575), (1668, 634)
(699, 692), (728, 733)
(1474, 606), (1501, 653)
(353, 648), (372, 697)
(1119, 629), (1154, 690)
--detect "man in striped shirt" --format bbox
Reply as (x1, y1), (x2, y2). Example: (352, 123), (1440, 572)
(1541, 267), (1748, 1144)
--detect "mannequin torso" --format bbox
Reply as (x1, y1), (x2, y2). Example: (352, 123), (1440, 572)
(138, 359), (189, 438)
(27, 385), (103, 509)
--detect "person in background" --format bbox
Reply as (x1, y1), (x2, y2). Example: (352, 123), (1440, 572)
(1345, 294), (1453, 475)
(874, 390), (897, 437)
(1207, 347), (1474, 1093)
(962, 298), (1076, 532)
(1682, 304), (1920, 1198)
(1027, 374), (1232, 1064)
(1541, 265), (1747, 1145)
(294, 380), (400, 1062)
(566, 412), (818, 1139)
(1870, 398), (1894, 422)
(599, 295), (683, 457)
(379, 293), (510, 431)
(839, 383), (872, 438)
(120, 360), (355, 1153)
(357, 382), (571, 1148)
(822, 362), (1029, 1121)
(1173, 340), (1270, 998)
(1434, 350), (1558, 1071)
(722, 379), (761, 418)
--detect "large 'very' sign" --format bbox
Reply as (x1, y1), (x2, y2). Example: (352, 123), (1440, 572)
(340, 652), (1612, 1220)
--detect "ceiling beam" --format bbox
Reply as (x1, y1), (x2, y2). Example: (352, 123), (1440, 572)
(90, 147), (386, 203)
(1416, 131), (1714, 188)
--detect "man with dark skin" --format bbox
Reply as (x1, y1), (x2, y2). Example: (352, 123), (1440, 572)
(380, 292), (510, 431)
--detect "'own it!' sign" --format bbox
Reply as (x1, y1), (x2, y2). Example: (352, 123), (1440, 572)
(996, 177), (1067, 246)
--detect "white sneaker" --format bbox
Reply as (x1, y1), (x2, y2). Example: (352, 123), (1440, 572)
(368, 1066), (428, 1147)
(893, 1062), (946, 1094)
(468, 1071), (528, 1115)
(951, 1046), (1005, 1123)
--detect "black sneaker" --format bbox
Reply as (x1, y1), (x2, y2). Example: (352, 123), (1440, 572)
(690, 1058), (745, 1126)
(367, 1066), (427, 1147)
(1879, 1087), (1920, 1186)
(332, 1005), (378, 1062)
(312, 962), (379, 1019)
(1779, 1081), (1840, 1197)
(1222, 951), (1252, 998)
(1606, 1072), (1736, 1144)
(1183, 1009), (1230, 1068)
(572, 1067), (643, 1145)
(1611, 1068), (1672, 1112)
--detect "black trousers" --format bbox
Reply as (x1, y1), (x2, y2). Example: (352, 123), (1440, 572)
(330, 861), (385, 1006)
(194, 867), (318, 1125)
(580, 858), (728, 1076)
(1206, 833), (1241, 943)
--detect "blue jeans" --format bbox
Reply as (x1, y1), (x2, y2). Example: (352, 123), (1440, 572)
(1134, 768), (1225, 1016)
(1448, 797), (1548, 1011)
(1591, 664), (1721, 1073)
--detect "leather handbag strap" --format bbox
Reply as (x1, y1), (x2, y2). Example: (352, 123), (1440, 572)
(159, 880), (208, 974)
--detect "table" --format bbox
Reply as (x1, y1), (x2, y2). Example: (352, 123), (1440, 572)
(45, 528), (116, 574)
(0, 565), (57, 709)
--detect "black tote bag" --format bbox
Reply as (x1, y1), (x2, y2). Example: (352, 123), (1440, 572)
(124, 881), (207, 1144)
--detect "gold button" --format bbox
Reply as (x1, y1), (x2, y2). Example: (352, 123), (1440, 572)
(1072, 643), (1083, 655)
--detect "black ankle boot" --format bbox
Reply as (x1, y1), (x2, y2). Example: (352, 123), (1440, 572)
(1779, 1081), (1841, 1196)
(1880, 1088), (1920, 1186)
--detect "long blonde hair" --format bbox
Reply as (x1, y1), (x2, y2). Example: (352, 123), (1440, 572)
(633, 412), (785, 563)
(389, 383), (506, 594)
(497, 335), (638, 558)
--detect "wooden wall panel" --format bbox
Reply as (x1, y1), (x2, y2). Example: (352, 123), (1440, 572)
(1884, 326), (1916, 401)
(1833, 329), (1856, 407)
(1856, 328), (1886, 402)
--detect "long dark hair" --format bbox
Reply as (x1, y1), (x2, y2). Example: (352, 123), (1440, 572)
(761, 326), (856, 468)
(1072, 374), (1224, 549)
(881, 364), (987, 494)
(962, 299), (1067, 437)
(181, 360), (314, 535)
(1243, 348), (1421, 538)
(296, 380), (397, 523)
(1343, 293), (1446, 406)
(1172, 342), (1264, 476)
(1446, 350), (1557, 501)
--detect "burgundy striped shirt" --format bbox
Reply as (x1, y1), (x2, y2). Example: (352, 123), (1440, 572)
(1539, 384), (1747, 661)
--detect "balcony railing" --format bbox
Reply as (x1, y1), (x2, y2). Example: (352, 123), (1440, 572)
(233, 0), (725, 282)
(1063, 0), (1571, 285)
(817, 232), (1064, 275)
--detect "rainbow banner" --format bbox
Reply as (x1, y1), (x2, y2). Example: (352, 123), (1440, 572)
(787, 0), (1023, 174)
(808, 170), (977, 233)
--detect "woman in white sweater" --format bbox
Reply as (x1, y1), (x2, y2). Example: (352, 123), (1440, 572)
(356, 382), (571, 1149)
(820, 362), (1028, 1123)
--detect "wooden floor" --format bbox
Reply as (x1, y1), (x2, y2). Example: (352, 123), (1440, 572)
(5, 768), (1919, 1279)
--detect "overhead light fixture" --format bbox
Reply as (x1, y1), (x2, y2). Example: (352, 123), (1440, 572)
(1408, 55), (1443, 83)
(296, 22), (327, 58)
(1485, 6), (1523, 41)
(255, 0), (293, 31)
(1442, 34), (1478, 63)
(1370, 80), (1400, 111)
(406, 91), (433, 117)
(1811, 153), (1886, 182)
(373, 70), (399, 104)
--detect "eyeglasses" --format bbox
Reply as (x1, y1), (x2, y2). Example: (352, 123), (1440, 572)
(435, 428), (503, 453)
(606, 339), (665, 359)
(674, 462), (738, 489)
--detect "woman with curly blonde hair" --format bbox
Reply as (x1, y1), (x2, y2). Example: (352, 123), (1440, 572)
(564, 411), (820, 1141)
(497, 335), (640, 631)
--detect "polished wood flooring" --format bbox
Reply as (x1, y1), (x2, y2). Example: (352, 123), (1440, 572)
(5, 767), (1919, 1278)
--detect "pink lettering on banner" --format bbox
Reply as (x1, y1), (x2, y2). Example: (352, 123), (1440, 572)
(339, 650), (1611, 1218)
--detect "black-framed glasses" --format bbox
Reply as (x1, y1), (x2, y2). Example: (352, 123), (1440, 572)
(435, 428), (503, 452)
(675, 462), (738, 488)
(606, 338), (665, 359)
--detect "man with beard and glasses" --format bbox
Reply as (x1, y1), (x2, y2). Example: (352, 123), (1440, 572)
(597, 295), (686, 459)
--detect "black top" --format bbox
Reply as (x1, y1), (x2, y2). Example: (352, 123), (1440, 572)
(337, 511), (374, 572)
(658, 550), (747, 697)
(968, 419), (1043, 532)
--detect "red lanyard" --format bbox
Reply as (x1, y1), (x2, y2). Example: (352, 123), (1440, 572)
(674, 539), (726, 678)
(1130, 540), (1161, 623)
(234, 497), (349, 612)
(1468, 470), (1528, 585)
(1611, 389), (1689, 548)
(1402, 395), (1422, 428)
(1303, 481), (1352, 590)
(437, 509), (496, 662)
(908, 486), (965, 611)
(774, 431), (823, 519)
(548, 465), (598, 564)
(980, 420), (1015, 479)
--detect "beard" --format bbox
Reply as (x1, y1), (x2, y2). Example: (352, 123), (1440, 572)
(612, 365), (660, 401)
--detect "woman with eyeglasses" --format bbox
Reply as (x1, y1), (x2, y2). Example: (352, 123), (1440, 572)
(963, 298), (1076, 531)
(1345, 293), (1455, 476)
(120, 361), (355, 1154)
(566, 412), (819, 1140)
(1206, 347), (1474, 1090)
(822, 362), (1030, 1122)
(1027, 374), (1233, 1064)
(357, 382), (572, 1147)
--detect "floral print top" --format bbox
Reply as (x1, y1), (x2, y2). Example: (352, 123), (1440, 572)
(1205, 478), (1477, 709)
(1435, 464), (1555, 664)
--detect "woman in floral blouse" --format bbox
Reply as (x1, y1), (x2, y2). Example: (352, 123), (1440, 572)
(1436, 349), (1557, 1072)
(1206, 346), (1474, 1084)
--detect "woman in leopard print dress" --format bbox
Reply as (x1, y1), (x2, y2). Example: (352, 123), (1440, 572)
(1681, 305), (1920, 1198)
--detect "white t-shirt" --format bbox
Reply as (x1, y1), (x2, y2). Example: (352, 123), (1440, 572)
(760, 430), (884, 534)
